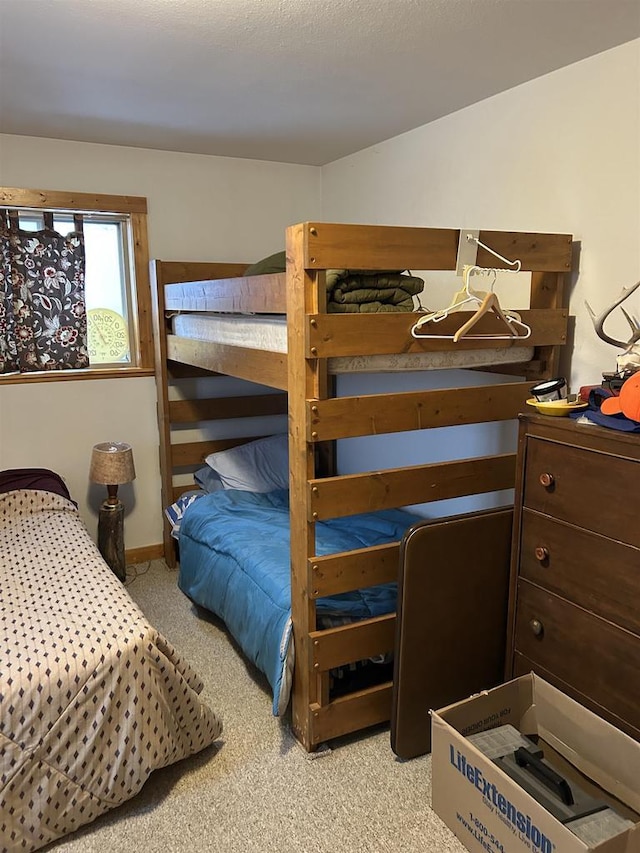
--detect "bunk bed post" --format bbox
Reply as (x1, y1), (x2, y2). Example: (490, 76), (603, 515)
(529, 269), (569, 379)
(286, 223), (329, 751)
(150, 260), (179, 567)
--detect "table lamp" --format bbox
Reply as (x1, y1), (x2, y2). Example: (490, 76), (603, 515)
(89, 441), (136, 581)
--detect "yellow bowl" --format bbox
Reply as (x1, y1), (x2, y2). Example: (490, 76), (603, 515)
(526, 398), (588, 417)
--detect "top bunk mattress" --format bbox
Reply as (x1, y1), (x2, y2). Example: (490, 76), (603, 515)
(171, 313), (534, 373)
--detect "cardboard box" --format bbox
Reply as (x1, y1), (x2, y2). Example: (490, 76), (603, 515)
(431, 674), (640, 853)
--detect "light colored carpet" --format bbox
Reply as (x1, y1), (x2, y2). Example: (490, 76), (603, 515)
(48, 559), (467, 853)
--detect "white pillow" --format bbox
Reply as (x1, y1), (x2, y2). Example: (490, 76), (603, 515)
(205, 434), (289, 492)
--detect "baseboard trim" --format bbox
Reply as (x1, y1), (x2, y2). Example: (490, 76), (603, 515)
(126, 544), (165, 564)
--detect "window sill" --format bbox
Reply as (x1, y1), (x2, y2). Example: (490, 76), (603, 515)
(0, 366), (155, 385)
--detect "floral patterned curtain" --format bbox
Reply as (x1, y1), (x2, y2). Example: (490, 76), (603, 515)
(0, 210), (89, 374)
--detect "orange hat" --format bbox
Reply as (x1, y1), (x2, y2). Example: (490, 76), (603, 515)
(600, 372), (640, 421)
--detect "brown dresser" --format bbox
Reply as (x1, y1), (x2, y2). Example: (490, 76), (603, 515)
(506, 413), (640, 740)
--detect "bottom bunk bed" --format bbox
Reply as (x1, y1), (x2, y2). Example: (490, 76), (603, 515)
(167, 452), (420, 716)
(152, 221), (572, 752)
(0, 468), (222, 853)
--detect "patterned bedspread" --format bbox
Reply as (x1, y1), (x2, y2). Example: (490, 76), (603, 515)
(0, 488), (223, 852)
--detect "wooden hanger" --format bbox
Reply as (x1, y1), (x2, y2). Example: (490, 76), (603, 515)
(452, 291), (521, 342)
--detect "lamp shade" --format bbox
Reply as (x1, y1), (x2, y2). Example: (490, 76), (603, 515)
(89, 442), (136, 485)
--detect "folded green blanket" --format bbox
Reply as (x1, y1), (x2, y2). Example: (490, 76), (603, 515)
(245, 252), (424, 313)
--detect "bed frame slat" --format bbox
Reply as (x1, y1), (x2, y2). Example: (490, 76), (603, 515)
(308, 454), (516, 520)
(303, 223), (572, 273)
(169, 392), (287, 423)
(307, 381), (531, 441)
(167, 335), (288, 390)
(165, 273), (286, 314)
(307, 308), (567, 357)
(309, 542), (400, 599)
(311, 613), (395, 672)
(170, 437), (267, 468)
(309, 683), (393, 745)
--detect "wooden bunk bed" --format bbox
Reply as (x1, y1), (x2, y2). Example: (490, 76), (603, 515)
(151, 221), (572, 752)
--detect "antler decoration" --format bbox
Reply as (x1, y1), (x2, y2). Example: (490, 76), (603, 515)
(585, 280), (640, 375)
(585, 280), (640, 349)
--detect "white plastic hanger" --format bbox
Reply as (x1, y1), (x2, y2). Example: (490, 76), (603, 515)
(411, 263), (531, 341)
(466, 233), (522, 272)
(411, 265), (488, 331)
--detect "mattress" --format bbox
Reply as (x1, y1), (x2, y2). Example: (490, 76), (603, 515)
(0, 485), (222, 852)
(177, 488), (419, 716)
(171, 313), (534, 372)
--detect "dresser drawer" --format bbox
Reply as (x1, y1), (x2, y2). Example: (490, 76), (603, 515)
(520, 510), (640, 634)
(514, 580), (640, 731)
(523, 438), (640, 548)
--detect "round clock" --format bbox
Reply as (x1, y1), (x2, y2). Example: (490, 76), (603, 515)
(87, 308), (130, 363)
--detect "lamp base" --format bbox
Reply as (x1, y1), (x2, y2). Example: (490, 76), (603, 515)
(98, 500), (126, 582)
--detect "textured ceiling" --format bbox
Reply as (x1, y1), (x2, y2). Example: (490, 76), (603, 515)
(0, 0), (639, 166)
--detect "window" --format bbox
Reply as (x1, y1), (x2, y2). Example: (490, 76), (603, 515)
(0, 188), (153, 382)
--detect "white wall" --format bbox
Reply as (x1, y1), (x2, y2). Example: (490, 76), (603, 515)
(322, 40), (640, 389)
(0, 137), (321, 548)
(322, 40), (639, 509)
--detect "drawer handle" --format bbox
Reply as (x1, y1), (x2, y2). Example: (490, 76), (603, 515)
(535, 546), (549, 563)
(529, 618), (544, 637)
(539, 472), (554, 488)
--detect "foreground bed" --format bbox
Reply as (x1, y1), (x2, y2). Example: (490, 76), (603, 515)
(151, 221), (571, 751)
(0, 469), (222, 852)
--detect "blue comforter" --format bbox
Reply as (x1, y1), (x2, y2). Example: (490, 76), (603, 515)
(178, 489), (418, 715)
